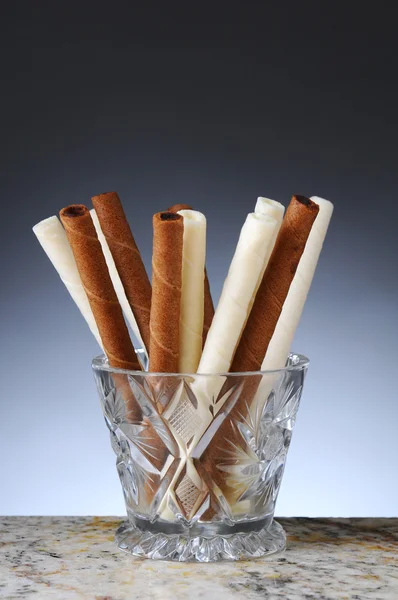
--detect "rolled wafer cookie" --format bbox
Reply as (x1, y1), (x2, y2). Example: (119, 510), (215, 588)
(198, 212), (279, 375)
(196, 196), (326, 514)
(255, 196), (285, 223)
(32, 216), (102, 348)
(90, 208), (146, 357)
(253, 196), (285, 285)
(168, 203), (214, 346)
(149, 212), (184, 373)
(165, 211), (280, 510)
(177, 210), (206, 373)
(231, 195), (319, 373)
(91, 192), (151, 353)
(60, 204), (140, 371)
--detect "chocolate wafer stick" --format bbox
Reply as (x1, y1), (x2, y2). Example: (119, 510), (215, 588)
(60, 204), (140, 371)
(231, 195), (319, 372)
(92, 192), (151, 353)
(168, 203), (214, 346)
(149, 212), (184, 372)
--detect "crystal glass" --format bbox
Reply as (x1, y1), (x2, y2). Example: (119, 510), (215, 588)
(92, 352), (308, 562)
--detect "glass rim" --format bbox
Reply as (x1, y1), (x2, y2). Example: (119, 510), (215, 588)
(92, 351), (309, 377)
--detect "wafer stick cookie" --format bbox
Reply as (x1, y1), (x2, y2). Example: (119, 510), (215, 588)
(60, 204), (140, 371)
(255, 197), (284, 250)
(177, 210), (206, 373)
(90, 209), (146, 357)
(149, 212), (184, 372)
(92, 192), (151, 353)
(168, 203), (214, 345)
(231, 195), (319, 372)
(198, 212), (278, 375)
(33, 216), (103, 348)
(255, 196), (285, 223)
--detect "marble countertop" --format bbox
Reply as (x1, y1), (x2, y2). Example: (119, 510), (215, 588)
(0, 517), (397, 599)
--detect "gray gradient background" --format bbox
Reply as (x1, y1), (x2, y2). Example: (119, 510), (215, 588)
(1, 3), (397, 516)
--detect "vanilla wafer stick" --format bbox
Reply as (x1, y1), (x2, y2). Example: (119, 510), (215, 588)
(198, 212), (278, 374)
(33, 216), (103, 348)
(168, 203), (214, 346)
(255, 196), (285, 223)
(177, 210), (206, 372)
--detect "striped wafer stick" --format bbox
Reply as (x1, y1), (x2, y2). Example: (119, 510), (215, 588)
(60, 204), (140, 371)
(91, 192), (151, 354)
(149, 212), (184, 373)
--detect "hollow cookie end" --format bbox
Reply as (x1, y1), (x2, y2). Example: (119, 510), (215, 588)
(61, 205), (88, 218)
(160, 212), (181, 221)
(293, 195), (312, 206)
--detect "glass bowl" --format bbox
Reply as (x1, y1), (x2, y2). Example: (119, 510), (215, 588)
(92, 352), (308, 562)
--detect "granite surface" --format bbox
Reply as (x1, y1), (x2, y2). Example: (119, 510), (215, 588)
(0, 517), (397, 599)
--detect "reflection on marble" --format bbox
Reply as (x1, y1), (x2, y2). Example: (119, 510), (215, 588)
(0, 517), (397, 599)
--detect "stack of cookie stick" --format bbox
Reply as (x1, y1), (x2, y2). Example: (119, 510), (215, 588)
(35, 198), (150, 426)
(184, 201), (282, 443)
(33, 188), (333, 520)
(190, 205), (284, 448)
(193, 195), (332, 515)
(157, 195), (324, 516)
(33, 194), (152, 367)
(33, 192), (332, 377)
(59, 203), (172, 504)
(59, 205), (141, 371)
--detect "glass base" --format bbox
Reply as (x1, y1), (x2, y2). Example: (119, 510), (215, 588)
(115, 519), (286, 562)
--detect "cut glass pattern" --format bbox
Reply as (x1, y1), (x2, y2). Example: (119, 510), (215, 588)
(167, 390), (202, 445)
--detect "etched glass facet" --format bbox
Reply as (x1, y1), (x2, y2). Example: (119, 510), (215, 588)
(92, 353), (308, 561)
